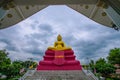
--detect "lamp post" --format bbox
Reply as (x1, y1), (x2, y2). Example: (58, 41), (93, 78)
(86, 57), (90, 73)
(27, 58), (33, 70)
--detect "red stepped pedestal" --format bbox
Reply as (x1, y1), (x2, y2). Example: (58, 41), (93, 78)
(37, 49), (82, 70)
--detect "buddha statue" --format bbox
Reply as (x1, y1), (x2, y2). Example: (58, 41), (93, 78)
(48, 34), (71, 50)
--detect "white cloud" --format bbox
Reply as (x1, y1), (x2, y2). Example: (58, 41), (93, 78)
(8, 50), (42, 61)
(0, 5), (120, 64)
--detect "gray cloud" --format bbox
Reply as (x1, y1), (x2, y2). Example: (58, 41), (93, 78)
(38, 24), (53, 32)
(22, 46), (44, 56)
(0, 5), (120, 64)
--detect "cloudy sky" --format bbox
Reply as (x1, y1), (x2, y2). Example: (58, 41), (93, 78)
(0, 5), (120, 64)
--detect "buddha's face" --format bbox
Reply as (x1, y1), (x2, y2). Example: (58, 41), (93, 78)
(57, 35), (62, 41)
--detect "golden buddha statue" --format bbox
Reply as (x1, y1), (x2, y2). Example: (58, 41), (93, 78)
(48, 34), (71, 50)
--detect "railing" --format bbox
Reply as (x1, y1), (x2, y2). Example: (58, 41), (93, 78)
(82, 68), (98, 80)
(19, 69), (36, 80)
(88, 70), (99, 80)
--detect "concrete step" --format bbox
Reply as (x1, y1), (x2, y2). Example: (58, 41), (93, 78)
(23, 70), (94, 80)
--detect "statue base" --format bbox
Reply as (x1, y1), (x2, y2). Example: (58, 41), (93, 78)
(37, 50), (82, 70)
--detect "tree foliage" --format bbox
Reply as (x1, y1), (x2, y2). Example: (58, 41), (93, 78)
(0, 49), (37, 79)
(0, 50), (11, 74)
(107, 48), (120, 64)
(95, 58), (116, 77)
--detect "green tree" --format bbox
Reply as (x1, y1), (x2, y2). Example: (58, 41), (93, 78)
(23, 60), (37, 69)
(0, 50), (24, 79)
(95, 58), (116, 77)
(0, 49), (37, 79)
(107, 48), (120, 64)
(96, 58), (106, 64)
(12, 62), (23, 76)
(0, 50), (11, 75)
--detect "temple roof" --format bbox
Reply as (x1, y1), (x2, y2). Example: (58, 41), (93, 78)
(0, 0), (120, 30)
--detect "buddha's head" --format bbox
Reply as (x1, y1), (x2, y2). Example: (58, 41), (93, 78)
(57, 34), (62, 41)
